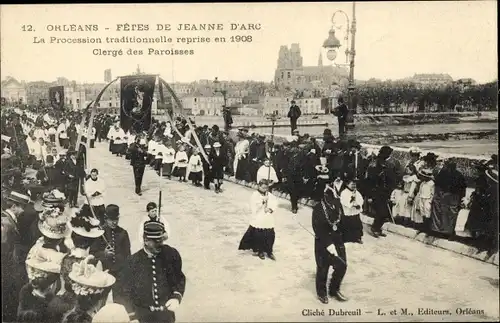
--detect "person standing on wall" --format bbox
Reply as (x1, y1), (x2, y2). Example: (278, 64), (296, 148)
(222, 106), (233, 132)
(332, 97), (348, 139)
(287, 100), (301, 135)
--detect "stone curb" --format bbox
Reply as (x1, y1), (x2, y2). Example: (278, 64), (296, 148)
(223, 174), (499, 267)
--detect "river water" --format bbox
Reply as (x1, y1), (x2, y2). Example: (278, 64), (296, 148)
(156, 113), (498, 156)
(251, 122), (498, 156)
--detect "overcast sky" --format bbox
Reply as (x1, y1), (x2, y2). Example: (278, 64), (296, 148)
(1, 2), (497, 84)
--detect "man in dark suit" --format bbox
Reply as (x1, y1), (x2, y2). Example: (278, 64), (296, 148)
(332, 97), (349, 139)
(90, 204), (131, 305)
(36, 155), (61, 192)
(129, 134), (149, 196)
(222, 106), (233, 132)
(311, 184), (348, 304)
(121, 222), (186, 323)
(1, 191), (31, 322)
(287, 100), (301, 135)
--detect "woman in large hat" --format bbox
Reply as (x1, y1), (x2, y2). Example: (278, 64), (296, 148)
(429, 159), (467, 239)
(18, 247), (66, 323)
(398, 147), (422, 225)
(48, 209), (105, 322)
(61, 255), (116, 323)
(27, 200), (70, 291)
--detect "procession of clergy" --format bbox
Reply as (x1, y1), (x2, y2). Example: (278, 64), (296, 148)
(4, 101), (491, 323)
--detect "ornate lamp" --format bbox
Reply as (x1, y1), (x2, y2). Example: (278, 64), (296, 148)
(322, 29), (342, 64)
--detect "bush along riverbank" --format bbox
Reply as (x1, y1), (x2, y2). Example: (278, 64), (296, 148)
(355, 130), (498, 145)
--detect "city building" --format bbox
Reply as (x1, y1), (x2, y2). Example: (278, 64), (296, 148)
(260, 96), (290, 116)
(295, 97), (323, 114)
(181, 91), (224, 116)
(170, 82), (193, 95)
(410, 73), (453, 87)
(274, 44), (348, 91)
(239, 104), (263, 116)
(1, 76), (27, 104)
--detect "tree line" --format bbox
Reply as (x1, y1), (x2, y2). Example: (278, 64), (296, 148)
(342, 81), (498, 113)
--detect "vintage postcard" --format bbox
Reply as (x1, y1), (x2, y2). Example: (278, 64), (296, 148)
(1, 2), (498, 322)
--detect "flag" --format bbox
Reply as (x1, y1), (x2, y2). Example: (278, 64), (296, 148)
(120, 75), (155, 133)
(49, 86), (65, 110)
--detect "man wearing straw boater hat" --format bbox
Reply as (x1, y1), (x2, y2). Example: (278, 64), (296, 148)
(1, 191), (31, 322)
(121, 222), (186, 323)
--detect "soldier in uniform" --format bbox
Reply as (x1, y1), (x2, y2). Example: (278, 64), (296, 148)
(121, 222), (186, 323)
(311, 184), (348, 304)
(129, 134), (149, 196)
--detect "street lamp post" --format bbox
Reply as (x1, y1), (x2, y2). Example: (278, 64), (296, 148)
(322, 2), (357, 138)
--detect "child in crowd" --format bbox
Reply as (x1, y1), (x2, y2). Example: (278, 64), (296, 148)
(411, 168), (435, 232)
(390, 180), (406, 224)
(147, 135), (159, 165)
(339, 176), (364, 244)
(154, 139), (165, 173)
(188, 148), (203, 186)
(173, 144), (188, 182)
(162, 140), (176, 179)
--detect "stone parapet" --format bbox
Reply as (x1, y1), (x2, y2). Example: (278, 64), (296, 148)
(228, 130), (492, 187)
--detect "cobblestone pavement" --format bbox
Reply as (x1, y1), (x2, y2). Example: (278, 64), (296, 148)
(88, 142), (499, 322)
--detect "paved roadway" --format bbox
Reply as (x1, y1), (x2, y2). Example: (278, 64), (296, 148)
(87, 141), (499, 322)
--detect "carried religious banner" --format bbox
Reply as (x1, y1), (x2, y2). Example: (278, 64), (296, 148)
(48, 86), (65, 110)
(120, 75), (155, 133)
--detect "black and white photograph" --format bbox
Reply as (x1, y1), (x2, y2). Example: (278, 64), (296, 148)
(1, 2), (498, 322)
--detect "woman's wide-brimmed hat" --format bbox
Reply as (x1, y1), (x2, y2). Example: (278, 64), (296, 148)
(69, 256), (116, 295)
(377, 146), (394, 159)
(418, 168), (434, 180)
(422, 152), (439, 163)
(67, 209), (104, 238)
(38, 204), (70, 239)
(34, 190), (66, 212)
(486, 168), (498, 183)
(25, 247), (65, 281)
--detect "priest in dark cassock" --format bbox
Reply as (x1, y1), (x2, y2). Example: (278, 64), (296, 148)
(365, 146), (399, 238)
